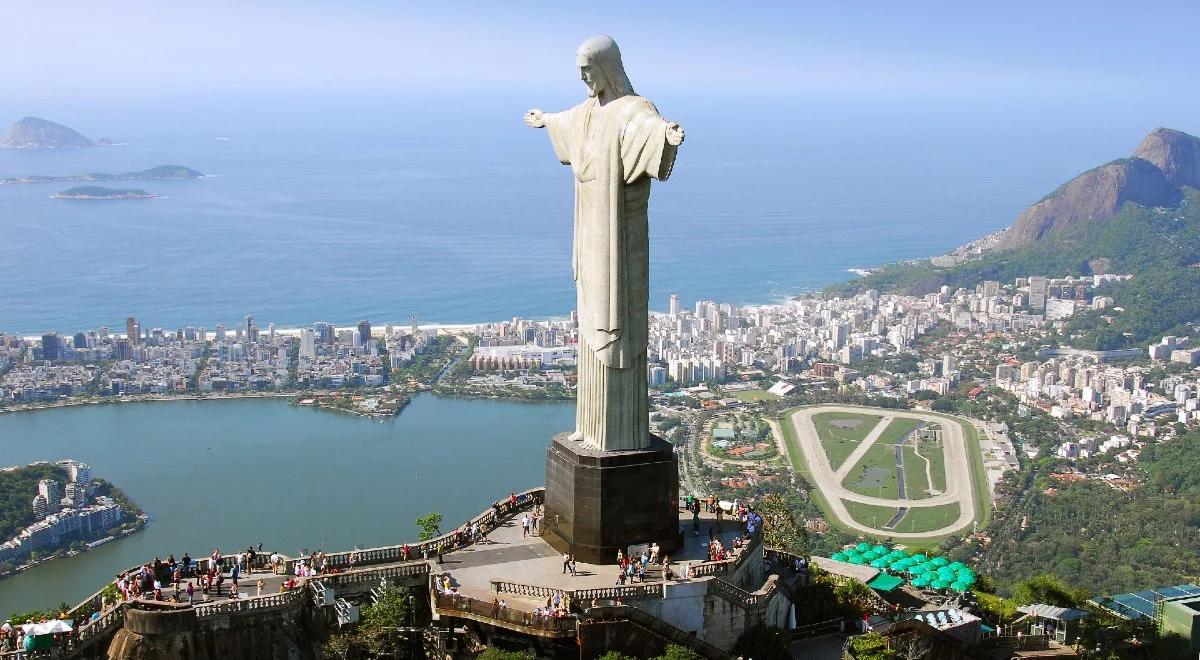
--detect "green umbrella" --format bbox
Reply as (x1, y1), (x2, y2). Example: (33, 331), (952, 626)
(887, 550), (906, 561)
(855, 542), (871, 552)
(910, 562), (929, 574)
(888, 560), (908, 572)
(937, 567), (956, 578)
(870, 558), (888, 568)
(847, 555), (866, 565)
(959, 573), (977, 585)
(950, 581), (970, 592)
(911, 554), (928, 562)
(919, 571), (936, 582)
(831, 552), (848, 562)
(947, 562), (966, 572)
(931, 580), (950, 590)
(871, 545), (888, 554)
(930, 557), (949, 567)
(911, 576), (930, 588)
(863, 549), (880, 560)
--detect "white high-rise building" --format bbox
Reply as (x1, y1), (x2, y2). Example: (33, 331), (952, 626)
(669, 293), (679, 316)
(300, 329), (317, 358)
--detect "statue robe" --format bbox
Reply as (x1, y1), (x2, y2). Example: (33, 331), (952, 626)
(543, 94), (678, 451)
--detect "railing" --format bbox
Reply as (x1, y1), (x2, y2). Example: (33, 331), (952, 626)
(789, 617), (842, 640)
(75, 605), (125, 645)
(296, 488), (544, 573)
(434, 592), (576, 636)
(710, 574), (779, 609)
(689, 532), (762, 578)
(490, 579), (663, 609)
(193, 588), (306, 618)
(981, 634), (1050, 651)
(318, 563), (431, 588)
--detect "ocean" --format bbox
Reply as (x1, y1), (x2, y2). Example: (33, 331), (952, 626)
(0, 89), (1175, 334)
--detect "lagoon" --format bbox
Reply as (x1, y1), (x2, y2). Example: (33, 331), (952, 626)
(0, 394), (573, 613)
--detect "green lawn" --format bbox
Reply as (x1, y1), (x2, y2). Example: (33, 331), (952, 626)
(812, 411), (883, 471)
(901, 446), (932, 499)
(920, 412), (993, 530)
(912, 435), (947, 492)
(875, 417), (924, 445)
(842, 500), (900, 530)
(892, 503), (961, 534)
(841, 442), (900, 499)
(731, 389), (778, 403)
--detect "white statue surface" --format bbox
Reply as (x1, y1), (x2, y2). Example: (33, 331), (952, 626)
(525, 35), (684, 451)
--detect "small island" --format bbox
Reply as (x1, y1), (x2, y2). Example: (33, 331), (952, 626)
(51, 186), (158, 200)
(0, 116), (95, 149)
(3, 165), (203, 186)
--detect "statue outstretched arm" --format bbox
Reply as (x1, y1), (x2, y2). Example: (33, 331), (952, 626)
(523, 108), (546, 129)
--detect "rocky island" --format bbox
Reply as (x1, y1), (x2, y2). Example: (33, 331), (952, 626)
(3, 165), (203, 185)
(0, 117), (97, 149)
(51, 186), (158, 200)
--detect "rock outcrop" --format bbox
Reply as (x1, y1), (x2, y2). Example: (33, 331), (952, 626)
(1132, 127), (1200, 189)
(997, 127), (1199, 249)
(0, 116), (93, 149)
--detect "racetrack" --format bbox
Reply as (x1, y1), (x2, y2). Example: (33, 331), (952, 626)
(788, 405), (978, 539)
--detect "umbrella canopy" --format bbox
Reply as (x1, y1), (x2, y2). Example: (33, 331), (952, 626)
(871, 545), (888, 554)
(862, 549), (879, 560)
(947, 562), (966, 572)
(888, 560), (909, 572)
(911, 576), (931, 588)
(930, 557), (949, 567)
(831, 552), (848, 562)
(870, 558), (889, 568)
(887, 550), (906, 560)
(958, 573), (977, 585)
(909, 562), (929, 574)
(937, 567), (956, 579)
(855, 542), (871, 552)
(951, 581), (970, 592)
(22, 620), (72, 635)
(931, 580), (950, 590)
(911, 554), (928, 563)
(847, 555), (866, 565)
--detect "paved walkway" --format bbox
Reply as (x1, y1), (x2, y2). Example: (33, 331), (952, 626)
(436, 509), (745, 612)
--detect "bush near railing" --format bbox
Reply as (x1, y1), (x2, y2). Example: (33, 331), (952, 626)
(434, 592), (575, 634)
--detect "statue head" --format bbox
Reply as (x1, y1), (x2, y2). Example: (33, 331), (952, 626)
(576, 35), (635, 101)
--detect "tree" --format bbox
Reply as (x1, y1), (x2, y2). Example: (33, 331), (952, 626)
(415, 512), (443, 541)
(476, 651), (534, 660)
(733, 624), (791, 660)
(757, 493), (809, 554)
(1012, 573), (1087, 608)
(658, 644), (701, 660)
(847, 632), (896, 660)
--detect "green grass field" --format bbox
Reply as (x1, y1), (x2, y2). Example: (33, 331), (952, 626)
(842, 500), (899, 530)
(812, 411), (883, 470)
(912, 435), (947, 492)
(730, 389), (778, 402)
(875, 417), (923, 445)
(901, 446), (932, 499)
(891, 503), (961, 534)
(841, 442), (900, 499)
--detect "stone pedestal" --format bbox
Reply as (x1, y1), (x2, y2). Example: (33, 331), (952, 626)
(542, 432), (680, 564)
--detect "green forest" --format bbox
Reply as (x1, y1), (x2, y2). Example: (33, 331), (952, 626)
(970, 429), (1200, 597)
(0, 464), (69, 540)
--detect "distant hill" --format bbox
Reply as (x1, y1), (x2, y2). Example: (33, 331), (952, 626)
(0, 117), (94, 149)
(2, 165), (203, 185)
(52, 186), (157, 200)
(831, 127), (1200, 349)
(998, 127), (1200, 249)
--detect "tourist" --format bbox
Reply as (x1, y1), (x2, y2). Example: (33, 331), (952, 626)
(247, 546), (257, 573)
(650, 542), (659, 564)
(521, 514), (530, 538)
(562, 553), (571, 574)
(348, 549), (358, 571)
(186, 581), (194, 605)
(569, 556), (577, 577)
(257, 578), (265, 597)
(210, 547), (221, 571)
(691, 498), (702, 534)
(181, 553), (192, 577)
(492, 597), (500, 617)
(231, 560), (240, 587)
(229, 582), (239, 599)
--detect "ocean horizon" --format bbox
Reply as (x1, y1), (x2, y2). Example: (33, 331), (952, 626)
(1, 90), (1190, 335)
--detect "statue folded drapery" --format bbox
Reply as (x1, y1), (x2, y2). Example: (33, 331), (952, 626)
(526, 35), (683, 451)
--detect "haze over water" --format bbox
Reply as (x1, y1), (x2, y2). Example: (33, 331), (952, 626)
(1, 91), (1189, 335)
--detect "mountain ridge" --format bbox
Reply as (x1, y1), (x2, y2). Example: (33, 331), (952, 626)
(0, 117), (94, 149)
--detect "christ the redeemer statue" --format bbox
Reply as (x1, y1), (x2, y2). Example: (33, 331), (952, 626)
(525, 35), (684, 452)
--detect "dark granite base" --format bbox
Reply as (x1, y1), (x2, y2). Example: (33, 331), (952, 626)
(542, 433), (680, 565)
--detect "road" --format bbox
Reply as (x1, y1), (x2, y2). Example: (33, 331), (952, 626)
(787, 405), (978, 539)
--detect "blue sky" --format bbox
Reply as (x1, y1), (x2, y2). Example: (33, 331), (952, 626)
(7, 1), (1200, 102)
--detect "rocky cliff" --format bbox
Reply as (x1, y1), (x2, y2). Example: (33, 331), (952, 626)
(0, 116), (94, 149)
(998, 127), (1200, 249)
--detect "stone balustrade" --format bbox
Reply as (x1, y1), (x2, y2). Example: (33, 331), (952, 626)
(316, 562), (431, 588)
(434, 592), (576, 637)
(489, 579), (663, 609)
(193, 589), (306, 618)
(688, 532), (762, 577)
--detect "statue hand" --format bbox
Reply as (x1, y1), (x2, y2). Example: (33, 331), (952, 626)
(524, 109), (546, 129)
(665, 122), (685, 146)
